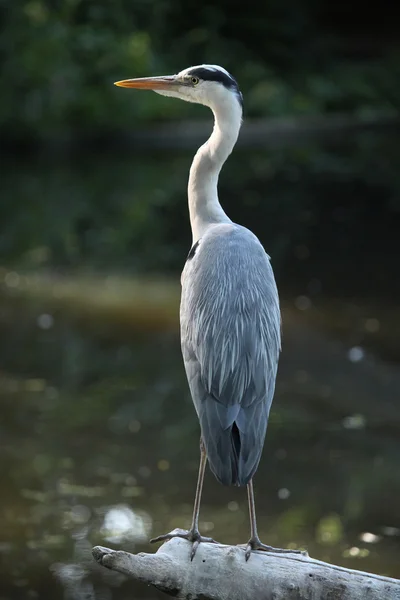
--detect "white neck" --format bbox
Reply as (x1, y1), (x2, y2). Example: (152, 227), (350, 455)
(187, 96), (242, 243)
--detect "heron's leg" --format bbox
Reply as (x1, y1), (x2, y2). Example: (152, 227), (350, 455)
(245, 479), (305, 561)
(189, 436), (207, 532)
(150, 438), (219, 560)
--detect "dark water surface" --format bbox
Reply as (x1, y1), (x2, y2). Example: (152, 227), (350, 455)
(1, 136), (399, 599)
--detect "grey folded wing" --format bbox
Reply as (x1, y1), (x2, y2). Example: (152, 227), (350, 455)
(180, 225), (281, 486)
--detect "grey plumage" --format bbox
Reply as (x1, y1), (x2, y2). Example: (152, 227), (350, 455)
(181, 223), (281, 486)
(115, 63), (298, 559)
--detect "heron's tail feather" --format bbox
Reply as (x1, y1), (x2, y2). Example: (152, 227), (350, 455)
(199, 398), (268, 486)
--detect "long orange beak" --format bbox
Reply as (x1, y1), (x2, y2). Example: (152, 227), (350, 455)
(114, 75), (179, 90)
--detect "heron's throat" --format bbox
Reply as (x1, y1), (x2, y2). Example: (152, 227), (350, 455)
(188, 99), (242, 243)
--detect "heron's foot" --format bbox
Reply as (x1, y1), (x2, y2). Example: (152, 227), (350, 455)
(244, 535), (307, 561)
(150, 527), (218, 561)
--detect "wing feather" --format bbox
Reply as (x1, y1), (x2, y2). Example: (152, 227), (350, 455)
(181, 224), (280, 486)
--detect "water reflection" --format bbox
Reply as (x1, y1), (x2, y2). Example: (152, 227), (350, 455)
(1, 285), (399, 598)
(1, 141), (400, 598)
(51, 535), (126, 600)
(100, 505), (151, 544)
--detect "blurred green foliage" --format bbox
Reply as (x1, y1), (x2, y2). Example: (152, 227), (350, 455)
(1, 0), (400, 139)
(2, 133), (400, 300)
(1, 0), (399, 299)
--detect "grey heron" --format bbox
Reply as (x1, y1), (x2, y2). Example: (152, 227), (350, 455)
(115, 65), (301, 561)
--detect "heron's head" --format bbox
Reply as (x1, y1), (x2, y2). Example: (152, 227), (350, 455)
(114, 64), (243, 112)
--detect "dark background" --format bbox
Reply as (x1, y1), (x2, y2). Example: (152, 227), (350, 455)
(1, 1), (399, 598)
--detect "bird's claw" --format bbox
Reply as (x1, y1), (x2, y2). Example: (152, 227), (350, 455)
(244, 536), (306, 561)
(150, 527), (218, 560)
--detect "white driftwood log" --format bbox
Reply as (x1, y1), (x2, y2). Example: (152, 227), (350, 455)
(92, 536), (400, 600)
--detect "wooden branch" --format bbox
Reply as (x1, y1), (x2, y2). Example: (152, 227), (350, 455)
(92, 536), (400, 600)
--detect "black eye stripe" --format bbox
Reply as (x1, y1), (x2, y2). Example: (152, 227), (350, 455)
(186, 67), (243, 109)
(188, 67), (236, 88)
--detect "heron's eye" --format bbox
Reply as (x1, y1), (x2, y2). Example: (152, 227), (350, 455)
(191, 76), (199, 86)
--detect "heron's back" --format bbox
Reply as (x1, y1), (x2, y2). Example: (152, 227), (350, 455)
(180, 224), (281, 486)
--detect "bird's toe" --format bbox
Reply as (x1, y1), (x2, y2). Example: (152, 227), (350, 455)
(244, 536), (306, 561)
